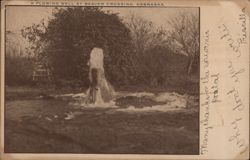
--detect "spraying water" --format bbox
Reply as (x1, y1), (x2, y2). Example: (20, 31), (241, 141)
(87, 47), (114, 105)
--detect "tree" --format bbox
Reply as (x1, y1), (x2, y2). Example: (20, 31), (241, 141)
(126, 14), (167, 56)
(22, 7), (136, 87)
(125, 14), (168, 84)
(167, 12), (199, 75)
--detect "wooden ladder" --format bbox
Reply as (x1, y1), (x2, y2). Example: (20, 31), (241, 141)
(32, 61), (52, 82)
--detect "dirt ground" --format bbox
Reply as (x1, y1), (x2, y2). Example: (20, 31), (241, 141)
(4, 86), (199, 154)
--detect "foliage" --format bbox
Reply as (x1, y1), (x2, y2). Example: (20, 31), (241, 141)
(6, 57), (34, 85)
(125, 14), (171, 85)
(22, 7), (136, 87)
(142, 46), (189, 87)
(126, 14), (167, 56)
(167, 12), (199, 74)
(19, 7), (199, 92)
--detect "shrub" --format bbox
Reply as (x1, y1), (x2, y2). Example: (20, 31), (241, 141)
(141, 46), (190, 87)
(22, 7), (136, 88)
(5, 57), (34, 85)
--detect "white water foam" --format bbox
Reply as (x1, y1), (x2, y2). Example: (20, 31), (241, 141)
(114, 92), (190, 112)
(55, 91), (197, 112)
(115, 104), (183, 112)
(114, 91), (155, 99)
(80, 100), (118, 108)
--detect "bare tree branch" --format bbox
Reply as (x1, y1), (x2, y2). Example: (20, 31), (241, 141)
(167, 12), (199, 74)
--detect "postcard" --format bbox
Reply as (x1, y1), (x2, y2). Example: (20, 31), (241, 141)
(0, 0), (249, 159)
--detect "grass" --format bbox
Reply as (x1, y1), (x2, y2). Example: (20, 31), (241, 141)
(4, 86), (199, 154)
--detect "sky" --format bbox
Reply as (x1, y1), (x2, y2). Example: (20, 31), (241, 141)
(6, 6), (199, 32)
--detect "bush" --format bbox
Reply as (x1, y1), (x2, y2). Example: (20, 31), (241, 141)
(20, 7), (199, 93)
(141, 46), (190, 87)
(5, 57), (34, 85)
(22, 7), (136, 88)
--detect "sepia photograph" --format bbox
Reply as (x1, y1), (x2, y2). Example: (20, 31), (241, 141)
(4, 5), (200, 154)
